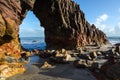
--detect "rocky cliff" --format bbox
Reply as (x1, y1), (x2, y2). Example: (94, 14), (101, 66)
(33, 0), (109, 49)
(0, 0), (109, 57)
(0, 0), (35, 59)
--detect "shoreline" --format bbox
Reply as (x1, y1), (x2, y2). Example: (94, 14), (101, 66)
(7, 43), (120, 80)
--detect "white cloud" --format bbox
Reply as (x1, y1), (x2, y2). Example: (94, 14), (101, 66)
(19, 27), (44, 37)
(96, 14), (108, 23)
(118, 22), (120, 29)
(109, 28), (115, 32)
(94, 14), (108, 30)
(93, 14), (120, 36)
(106, 21), (120, 36)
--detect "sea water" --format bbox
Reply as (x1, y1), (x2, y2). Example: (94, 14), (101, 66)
(108, 37), (120, 44)
(20, 37), (120, 50)
(20, 37), (46, 51)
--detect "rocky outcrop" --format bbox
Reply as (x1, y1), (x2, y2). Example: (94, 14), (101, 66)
(0, 0), (109, 78)
(0, 0), (109, 52)
(33, 0), (109, 49)
(0, 0), (35, 58)
(0, 0), (110, 79)
(0, 0), (35, 79)
(106, 63), (120, 80)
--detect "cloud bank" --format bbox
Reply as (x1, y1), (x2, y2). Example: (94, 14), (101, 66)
(94, 13), (120, 37)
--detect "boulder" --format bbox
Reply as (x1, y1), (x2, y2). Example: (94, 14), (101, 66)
(33, 49), (39, 55)
(86, 55), (92, 60)
(50, 56), (67, 64)
(41, 61), (52, 69)
(38, 50), (54, 58)
(73, 59), (88, 68)
(50, 49), (71, 63)
(115, 46), (120, 53)
(89, 52), (97, 60)
(106, 63), (120, 80)
(0, 63), (26, 80)
(91, 62), (100, 69)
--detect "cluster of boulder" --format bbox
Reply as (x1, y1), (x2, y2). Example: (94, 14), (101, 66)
(33, 49), (72, 64)
(100, 44), (120, 80)
(33, 44), (120, 80)
(0, 63), (26, 80)
(0, 50), (31, 80)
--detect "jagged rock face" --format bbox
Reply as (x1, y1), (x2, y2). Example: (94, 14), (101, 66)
(33, 0), (109, 49)
(0, 0), (109, 56)
(0, 0), (35, 58)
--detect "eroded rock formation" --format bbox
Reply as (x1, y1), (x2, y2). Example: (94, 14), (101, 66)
(0, 0), (109, 52)
(0, 0), (35, 58)
(33, 0), (109, 49)
(0, 0), (35, 79)
(0, 0), (109, 73)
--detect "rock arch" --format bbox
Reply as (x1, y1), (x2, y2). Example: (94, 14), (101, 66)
(0, 0), (109, 58)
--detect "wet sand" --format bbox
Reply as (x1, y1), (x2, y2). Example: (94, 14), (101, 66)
(7, 61), (97, 80)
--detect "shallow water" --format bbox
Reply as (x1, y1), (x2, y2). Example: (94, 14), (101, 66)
(29, 55), (39, 64)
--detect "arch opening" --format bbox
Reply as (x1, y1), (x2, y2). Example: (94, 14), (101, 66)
(19, 11), (46, 50)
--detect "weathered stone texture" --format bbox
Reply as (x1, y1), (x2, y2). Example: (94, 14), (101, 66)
(0, 0), (109, 56)
(0, 0), (36, 58)
(33, 0), (109, 49)
(0, 0), (110, 79)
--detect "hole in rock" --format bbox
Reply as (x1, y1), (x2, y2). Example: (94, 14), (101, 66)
(19, 11), (46, 51)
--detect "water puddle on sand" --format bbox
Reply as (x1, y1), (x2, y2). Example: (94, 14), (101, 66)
(24, 55), (40, 74)
(29, 56), (40, 64)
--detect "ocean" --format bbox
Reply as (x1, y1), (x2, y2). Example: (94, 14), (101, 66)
(20, 37), (46, 51)
(20, 37), (120, 50)
(108, 37), (120, 45)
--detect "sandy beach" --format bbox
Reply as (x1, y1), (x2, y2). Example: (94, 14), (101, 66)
(7, 58), (97, 80)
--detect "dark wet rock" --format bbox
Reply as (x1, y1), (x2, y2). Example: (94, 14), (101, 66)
(49, 49), (72, 64)
(89, 52), (97, 60)
(115, 46), (120, 53)
(101, 57), (117, 73)
(86, 55), (92, 60)
(106, 63), (120, 80)
(71, 52), (79, 57)
(41, 61), (52, 69)
(50, 56), (69, 64)
(39, 51), (55, 58)
(33, 49), (40, 55)
(101, 58), (120, 80)
(73, 59), (88, 68)
(114, 43), (120, 46)
(91, 62), (100, 69)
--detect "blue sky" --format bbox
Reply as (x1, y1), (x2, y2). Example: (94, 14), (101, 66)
(19, 11), (44, 37)
(19, 0), (120, 37)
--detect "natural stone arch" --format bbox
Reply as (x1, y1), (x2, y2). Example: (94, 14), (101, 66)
(33, 0), (109, 49)
(0, 0), (109, 59)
